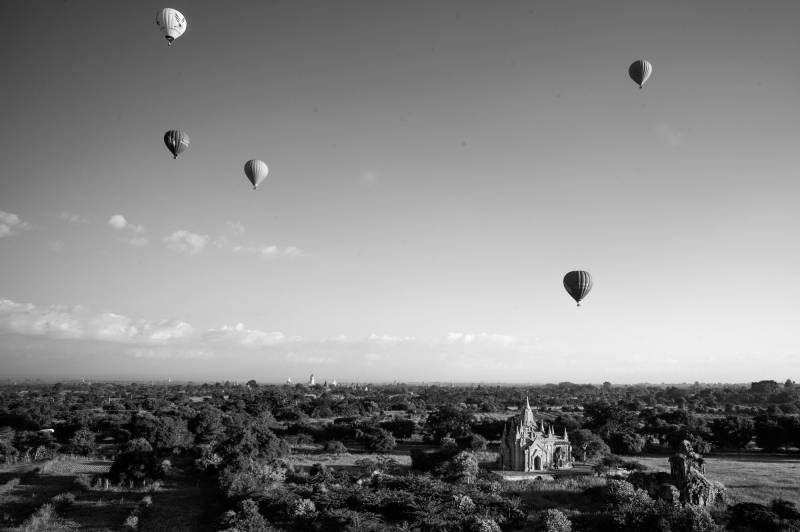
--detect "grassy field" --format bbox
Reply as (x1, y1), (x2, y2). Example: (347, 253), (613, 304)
(632, 454), (800, 507)
(0, 457), (222, 532)
(0, 458), (140, 531)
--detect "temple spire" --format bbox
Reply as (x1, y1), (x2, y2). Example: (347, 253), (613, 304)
(563, 427), (569, 441)
(522, 396), (535, 426)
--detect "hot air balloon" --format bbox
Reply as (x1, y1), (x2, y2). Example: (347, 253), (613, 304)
(628, 60), (652, 89)
(163, 130), (190, 159)
(244, 160), (269, 190)
(155, 8), (187, 46)
(563, 270), (592, 307)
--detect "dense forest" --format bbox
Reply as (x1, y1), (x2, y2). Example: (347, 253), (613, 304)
(1, 379), (799, 531)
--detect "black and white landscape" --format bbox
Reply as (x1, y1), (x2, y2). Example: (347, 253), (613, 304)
(1, 1), (799, 530)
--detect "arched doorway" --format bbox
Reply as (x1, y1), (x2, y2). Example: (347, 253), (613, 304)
(533, 455), (542, 471)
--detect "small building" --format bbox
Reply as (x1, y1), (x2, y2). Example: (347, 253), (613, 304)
(499, 397), (572, 472)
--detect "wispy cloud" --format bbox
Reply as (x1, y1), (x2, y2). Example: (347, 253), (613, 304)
(205, 323), (296, 347)
(0, 210), (32, 238)
(232, 244), (305, 258)
(0, 296), (555, 376)
(654, 121), (684, 148)
(359, 170), (378, 187)
(108, 214), (148, 246)
(59, 211), (88, 225)
(163, 229), (209, 254)
(0, 297), (193, 344)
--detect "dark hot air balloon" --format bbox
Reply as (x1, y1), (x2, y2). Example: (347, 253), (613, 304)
(628, 60), (653, 89)
(244, 159), (269, 190)
(163, 130), (190, 159)
(563, 270), (592, 307)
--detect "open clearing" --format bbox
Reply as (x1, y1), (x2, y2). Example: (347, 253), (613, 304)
(0, 457), (221, 532)
(633, 454), (800, 507)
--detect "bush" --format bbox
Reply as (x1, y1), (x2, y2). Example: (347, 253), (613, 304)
(605, 479), (656, 531)
(771, 498), (800, 520)
(220, 498), (272, 532)
(123, 514), (138, 530)
(465, 516), (501, 532)
(364, 429), (397, 453)
(607, 431), (645, 455)
(288, 498), (317, 519)
(727, 502), (780, 531)
(14, 503), (77, 532)
(51, 492), (77, 510)
(670, 504), (720, 532)
(323, 440), (348, 454)
(542, 508), (572, 532)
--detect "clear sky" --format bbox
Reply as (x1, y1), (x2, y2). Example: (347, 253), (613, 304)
(1, 0), (799, 383)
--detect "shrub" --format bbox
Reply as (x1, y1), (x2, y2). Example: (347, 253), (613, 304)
(605, 479), (656, 531)
(123, 514), (138, 530)
(727, 502), (780, 532)
(324, 440), (348, 454)
(220, 498), (272, 532)
(364, 429), (397, 453)
(14, 503), (77, 532)
(465, 516), (501, 532)
(219, 458), (287, 500)
(771, 498), (800, 520)
(670, 504), (720, 532)
(454, 494), (476, 513)
(542, 508), (572, 532)
(51, 492), (77, 510)
(288, 498), (317, 520)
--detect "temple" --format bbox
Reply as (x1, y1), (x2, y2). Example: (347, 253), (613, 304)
(498, 397), (573, 471)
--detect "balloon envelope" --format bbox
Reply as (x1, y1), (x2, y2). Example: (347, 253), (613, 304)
(628, 59), (653, 88)
(163, 130), (190, 159)
(155, 8), (187, 45)
(563, 270), (592, 306)
(244, 160), (269, 189)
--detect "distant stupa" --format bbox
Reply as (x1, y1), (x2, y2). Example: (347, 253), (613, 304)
(331, 377), (337, 387)
(308, 373), (315, 386)
(286, 377), (293, 385)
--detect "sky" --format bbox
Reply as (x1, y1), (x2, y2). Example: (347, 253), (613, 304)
(2, 0), (800, 383)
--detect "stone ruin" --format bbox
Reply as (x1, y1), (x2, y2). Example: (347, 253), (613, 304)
(629, 440), (726, 507)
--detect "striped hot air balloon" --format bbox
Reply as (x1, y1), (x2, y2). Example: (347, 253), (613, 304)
(563, 270), (592, 307)
(244, 159), (269, 190)
(155, 8), (187, 46)
(628, 60), (653, 89)
(163, 130), (190, 159)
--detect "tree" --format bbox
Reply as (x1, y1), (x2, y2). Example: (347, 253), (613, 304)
(152, 416), (193, 451)
(190, 406), (226, 444)
(605, 479), (656, 531)
(67, 427), (97, 456)
(365, 429), (397, 453)
(709, 416), (754, 450)
(220, 499), (274, 532)
(425, 406), (473, 442)
(218, 458), (287, 499)
(754, 416), (788, 452)
(379, 419), (416, 440)
(607, 431), (645, 455)
(109, 438), (165, 486)
(570, 429), (610, 463)
(439, 451), (478, 484)
(582, 401), (638, 439)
